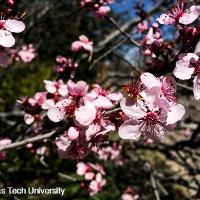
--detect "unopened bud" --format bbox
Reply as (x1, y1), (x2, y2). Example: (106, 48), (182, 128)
(151, 40), (161, 56)
(185, 27), (197, 39)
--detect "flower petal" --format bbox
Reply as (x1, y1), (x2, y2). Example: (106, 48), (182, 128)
(173, 60), (194, 80)
(0, 30), (15, 47)
(166, 103), (185, 125)
(120, 97), (145, 119)
(4, 19), (25, 33)
(140, 72), (161, 90)
(47, 106), (64, 122)
(179, 6), (200, 25)
(118, 119), (142, 140)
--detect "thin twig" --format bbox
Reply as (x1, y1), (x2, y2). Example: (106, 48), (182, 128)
(177, 83), (193, 91)
(112, 51), (141, 72)
(105, 16), (140, 47)
(89, 38), (127, 70)
(58, 172), (77, 182)
(0, 130), (56, 152)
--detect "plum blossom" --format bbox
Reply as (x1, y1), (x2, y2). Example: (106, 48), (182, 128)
(47, 98), (72, 122)
(93, 143), (122, 161)
(121, 187), (139, 200)
(173, 45), (200, 99)
(119, 73), (185, 142)
(76, 162), (106, 196)
(80, 0), (115, 17)
(137, 21), (148, 33)
(17, 44), (37, 63)
(84, 84), (122, 109)
(0, 19), (25, 47)
(55, 55), (78, 73)
(157, 2), (200, 25)
(67, 80), (88, 97)
(44, 80), (68, 97)
(71, 35), (93, 59)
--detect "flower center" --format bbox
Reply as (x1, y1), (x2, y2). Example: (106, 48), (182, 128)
(145, 111), (159, 124)
(123, 81), (143, 99)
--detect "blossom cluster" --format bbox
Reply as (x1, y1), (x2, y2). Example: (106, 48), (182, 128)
(54, 55), (78, 73)
(76, 162), (106, 196)
(80, 0), (115, 17)
(92, 143), (122, 161)
(18, 79), (122, 159)
(119, 73), (185, 143)
(0, 16), (25, 67)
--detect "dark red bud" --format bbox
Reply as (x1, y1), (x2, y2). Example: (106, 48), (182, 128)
(151, 40), (161, 56)
(185, 27), (197, 39)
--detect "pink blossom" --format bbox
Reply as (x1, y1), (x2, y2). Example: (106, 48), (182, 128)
(67, 80), (88, 97)
(55, 56), (78, 73)
(75, 104), (97, 127)
(89, 173), (106, 196)
(84, 84), (122, 109)
(18, 44), (37, 63)
(0, 19), (25, 47)
(97, 6), (110, 17)
(137, 21), (148, 33)
(71, 35), (93, 56)
(157, 3), (200, 25)
(67, 127), (80, 141)
(119, 73), (185, 142)
(24, 113), (35, 125)
(77, 162), (89, 175)
(44, 80), (68, 96)
(47, 98), (72, 122)
(173, 51), (200, 100)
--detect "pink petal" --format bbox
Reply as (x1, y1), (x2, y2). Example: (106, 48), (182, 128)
(58, 84), (68, 96)
(47, 106), (64, 122)
(79, 35), (89, 42)
(67, 127), (79, 141)
(193, 74), (200, 100)
(24, 114), (35, 125)
(93, 95), (113, 109)
(107, 92), (123, 102)
(118, 119), (142, 140)
(157, 14), (175, 25)
(166, 103), (185, 125)
(71, 41), (83, 52)
(75, 104), (96, 127)
(0, 30), (15, 47)
(120, 97), (146, 119)
(179, 6), (200, 25)
(173, 60), (194, 80)
(140, 72), (161, 90)
(74, 81), (88, 96)
(4, 19), (25, 33)
(44, 80), (57, 94)
(85, 124), (101, 140)
(77, 162), (88, 175)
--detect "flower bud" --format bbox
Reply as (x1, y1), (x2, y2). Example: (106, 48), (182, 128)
(151, 40), (161, 56)
(185, 27), (197, 39)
